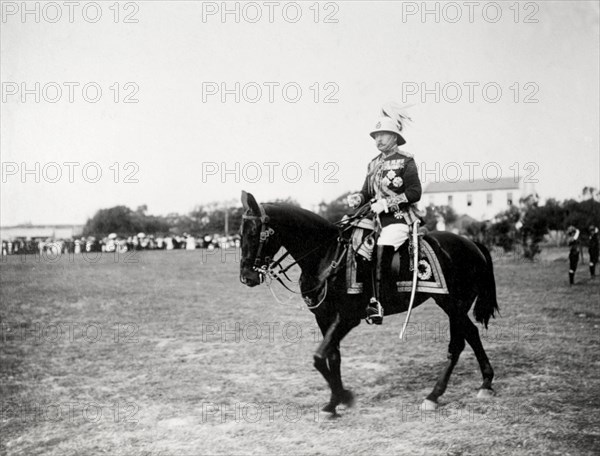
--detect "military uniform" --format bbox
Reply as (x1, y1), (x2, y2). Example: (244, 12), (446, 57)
(357, 149), (422, 228)
(356, 148), (422, 324)
(589, 226), (599, 277)
(567, 227), (580, 285)
(356, 149), (422, 253)
(353, 108), (421, 325)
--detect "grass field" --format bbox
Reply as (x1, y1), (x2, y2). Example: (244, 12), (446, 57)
(1, 248), (599, 456)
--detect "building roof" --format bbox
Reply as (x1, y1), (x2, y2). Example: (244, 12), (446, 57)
(424, 177), (520, 194)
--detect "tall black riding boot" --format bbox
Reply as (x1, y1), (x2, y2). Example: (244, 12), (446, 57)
(366, 245), (395, 325)
(590, 265), (596, 278)
(569, 271), (574, 286)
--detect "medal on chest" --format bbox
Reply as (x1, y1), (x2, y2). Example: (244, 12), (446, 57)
(378, 159), (405, 190)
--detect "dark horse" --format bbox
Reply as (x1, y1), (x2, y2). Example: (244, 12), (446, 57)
(239, 191), (499, 415)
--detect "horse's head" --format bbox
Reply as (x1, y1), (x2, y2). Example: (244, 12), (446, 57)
(239, 191), (282, 287)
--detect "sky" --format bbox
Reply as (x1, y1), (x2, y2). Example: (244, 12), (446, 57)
(1, 0), (599, 225)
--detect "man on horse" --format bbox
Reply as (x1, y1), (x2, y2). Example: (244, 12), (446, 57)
(347, 103), (422, 325)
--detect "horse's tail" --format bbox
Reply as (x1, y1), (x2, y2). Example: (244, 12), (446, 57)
(473, 242), (499, 328)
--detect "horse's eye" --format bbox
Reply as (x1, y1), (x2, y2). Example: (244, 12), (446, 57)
(241, 222), (254, 236)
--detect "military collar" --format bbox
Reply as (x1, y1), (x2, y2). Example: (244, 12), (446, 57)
(379, 149), (413, 160)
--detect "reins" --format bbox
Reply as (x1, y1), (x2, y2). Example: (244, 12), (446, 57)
(267, 202), (372, 281)
(242, 202), (373, 309)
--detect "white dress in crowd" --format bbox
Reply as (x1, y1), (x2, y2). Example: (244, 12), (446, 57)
(186, 236), (196, 250)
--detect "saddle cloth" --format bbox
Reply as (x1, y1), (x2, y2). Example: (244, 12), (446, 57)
(345, 223), (448, 295)
(393, 237), (449, 295)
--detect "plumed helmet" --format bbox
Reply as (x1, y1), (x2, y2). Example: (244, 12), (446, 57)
(370, 117), (406, 145)
(369, 102), (413, 146)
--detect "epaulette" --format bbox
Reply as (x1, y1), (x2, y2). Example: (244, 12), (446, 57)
(368, 154), (382, 167)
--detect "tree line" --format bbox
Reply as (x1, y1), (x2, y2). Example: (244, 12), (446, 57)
(82, 198), (300, 238)
(84, 189), (599, 260)
(316, 188), (600, 260)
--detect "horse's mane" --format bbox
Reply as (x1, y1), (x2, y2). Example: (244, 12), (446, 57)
(262, 202), (339, 238)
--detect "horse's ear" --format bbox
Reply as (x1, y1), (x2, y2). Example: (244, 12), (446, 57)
(241, 191), (260, 214)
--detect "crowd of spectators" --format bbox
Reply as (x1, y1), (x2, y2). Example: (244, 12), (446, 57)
(1, 233), (241, 256)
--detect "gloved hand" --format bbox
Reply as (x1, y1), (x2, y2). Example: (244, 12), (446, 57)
(371, 198), (389, 214)
(347, 193), (362, 208)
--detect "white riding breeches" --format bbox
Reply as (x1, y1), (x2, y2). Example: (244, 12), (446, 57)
(377, 223), (410, 249)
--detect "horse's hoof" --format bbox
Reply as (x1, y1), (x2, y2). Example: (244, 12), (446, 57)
(340, 389), (355, 408)
(421, 399), (438, 411)
(321, 402), (337, 414)
(477, 388), (495, 399)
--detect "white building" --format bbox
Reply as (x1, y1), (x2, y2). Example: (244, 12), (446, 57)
(423, 178), (532, 221)
(0, 224), (84, 240)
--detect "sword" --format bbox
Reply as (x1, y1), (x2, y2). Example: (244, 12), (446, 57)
(400, 220), (420, 340)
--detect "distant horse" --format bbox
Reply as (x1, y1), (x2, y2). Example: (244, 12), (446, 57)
(239, 192), (499, 415)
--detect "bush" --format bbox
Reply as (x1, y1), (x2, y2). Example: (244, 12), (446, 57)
(489, 206), (521, 252)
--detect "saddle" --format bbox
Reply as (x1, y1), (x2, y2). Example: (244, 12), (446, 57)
(345, 218), (448, 296)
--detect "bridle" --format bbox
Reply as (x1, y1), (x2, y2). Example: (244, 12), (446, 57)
(241, 203), (278, 280)
(240, 205), (333, 309)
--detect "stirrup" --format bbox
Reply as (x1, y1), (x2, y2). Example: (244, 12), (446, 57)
(366, 298), (384, 325)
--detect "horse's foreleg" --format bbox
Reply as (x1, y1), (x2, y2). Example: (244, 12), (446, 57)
(424, 313), (465, 409)
(314, 314), (358, 414)
(313, 314), (340, 398)
(323, 345), (355, 413)
(461, 315), (495, 398)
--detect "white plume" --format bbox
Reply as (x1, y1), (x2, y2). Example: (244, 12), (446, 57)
(381, 102), (414, 132)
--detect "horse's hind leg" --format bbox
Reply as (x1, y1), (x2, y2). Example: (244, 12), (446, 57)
(461, 314), (495, 398)
(423, 312), (465, 410)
